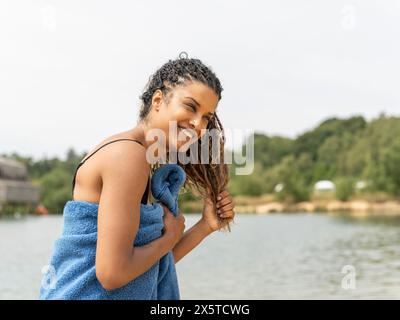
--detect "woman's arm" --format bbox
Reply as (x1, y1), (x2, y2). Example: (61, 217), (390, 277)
(171, 218), (213, 264)
(95, 141), (173, 291)
(172, 189), (236, 263)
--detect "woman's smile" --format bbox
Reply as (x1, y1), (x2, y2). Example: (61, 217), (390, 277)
(177, 125), (197, 140)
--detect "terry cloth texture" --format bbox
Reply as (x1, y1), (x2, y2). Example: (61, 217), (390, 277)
(39, 163), (186, 300)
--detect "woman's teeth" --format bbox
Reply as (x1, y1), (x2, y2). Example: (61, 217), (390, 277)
(178, 127), (195, 139)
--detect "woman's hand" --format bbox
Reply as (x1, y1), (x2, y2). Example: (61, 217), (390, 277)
(200, 188), (235, 232)
(161, 204), (186, 249)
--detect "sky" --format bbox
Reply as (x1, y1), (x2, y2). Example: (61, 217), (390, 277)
(1, 0), (399, 161)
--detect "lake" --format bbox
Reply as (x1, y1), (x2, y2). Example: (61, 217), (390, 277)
(1, 212), (400, 299)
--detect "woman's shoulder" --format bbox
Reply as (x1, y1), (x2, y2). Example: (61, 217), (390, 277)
(97, 135), (150, 199)
(97, 133), (148, 169)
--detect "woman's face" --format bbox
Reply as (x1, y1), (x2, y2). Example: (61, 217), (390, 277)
(149, 80), (219, 152)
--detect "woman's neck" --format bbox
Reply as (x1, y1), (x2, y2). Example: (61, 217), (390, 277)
(131, 122), (168, 163)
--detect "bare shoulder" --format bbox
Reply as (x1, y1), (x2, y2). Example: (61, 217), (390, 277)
(99, 139), (150, 180)
(96, 138), (150, 213)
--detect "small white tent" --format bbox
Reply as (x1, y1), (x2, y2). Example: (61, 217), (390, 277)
(314, 180), (335, 191)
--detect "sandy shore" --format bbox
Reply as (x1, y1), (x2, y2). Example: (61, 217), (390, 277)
(234, 199), (400, 215)
(181, 194), (400, 215)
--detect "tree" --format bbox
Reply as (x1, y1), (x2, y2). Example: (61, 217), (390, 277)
(273, 155), (312, 202)
(335, 177), (354, 201)
(383, 139), (400, 196)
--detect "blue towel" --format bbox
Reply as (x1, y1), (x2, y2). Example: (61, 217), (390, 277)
(39, 163), (186, 300)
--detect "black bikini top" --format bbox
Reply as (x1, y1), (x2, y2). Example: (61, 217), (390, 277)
(71, 138), (150, 204)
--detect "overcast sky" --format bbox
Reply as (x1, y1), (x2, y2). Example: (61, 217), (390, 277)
(1, 0), (399, 160)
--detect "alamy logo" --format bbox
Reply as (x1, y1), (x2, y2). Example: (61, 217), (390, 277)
(341, 265), (356, 290)
(143, 121), (254, 176)
(41, 264), (57, 290)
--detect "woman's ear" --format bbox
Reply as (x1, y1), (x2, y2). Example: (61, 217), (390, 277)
(151, 89), (163, 111)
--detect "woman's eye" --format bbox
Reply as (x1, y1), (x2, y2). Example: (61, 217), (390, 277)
(184, 104), (196, 111)
(184, 103), (212, 122)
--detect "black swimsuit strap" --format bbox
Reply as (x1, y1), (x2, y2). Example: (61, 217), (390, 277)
(71, 138), (150, 204)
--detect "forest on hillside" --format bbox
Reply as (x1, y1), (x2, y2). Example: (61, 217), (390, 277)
(229, 114), (400, 203)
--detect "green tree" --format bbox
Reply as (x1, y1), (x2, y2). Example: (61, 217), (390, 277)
(273, 155), (312, 202)
(383, 139), (400, 195)
(335, 177), (354, 201)
(39, 168), (71, 213)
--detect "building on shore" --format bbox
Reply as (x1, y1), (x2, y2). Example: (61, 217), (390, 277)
(0, 156), (40, 214)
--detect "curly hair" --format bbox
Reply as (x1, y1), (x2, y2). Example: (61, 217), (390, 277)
(138, 54), (233, 232)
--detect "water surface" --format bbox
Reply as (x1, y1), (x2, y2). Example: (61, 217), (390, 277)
(1, 212), (399, 299)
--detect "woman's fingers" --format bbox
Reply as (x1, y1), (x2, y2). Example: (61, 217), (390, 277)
(162, 205), (185, 222)
(162, 204), (171, 216)
(215, 189), (235, 219)
(217, 189), (230, 200)
(220, 209), (235, 219)
(217, 198), (235, 209)
(217, 203), (235, 214)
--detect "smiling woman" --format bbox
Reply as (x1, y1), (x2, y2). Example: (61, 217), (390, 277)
(39, 54), (236, 300)
(138, 57), (233, 226)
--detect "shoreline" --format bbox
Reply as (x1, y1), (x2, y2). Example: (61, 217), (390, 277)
(3, 197), (400, 218)
(181, 194), (400, 216)
(234, 200), (400, 216)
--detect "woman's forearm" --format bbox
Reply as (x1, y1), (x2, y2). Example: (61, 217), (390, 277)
(99, 221), (213, 290)
(172, 219), (214, 264)
(100, 234), (172, 290)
